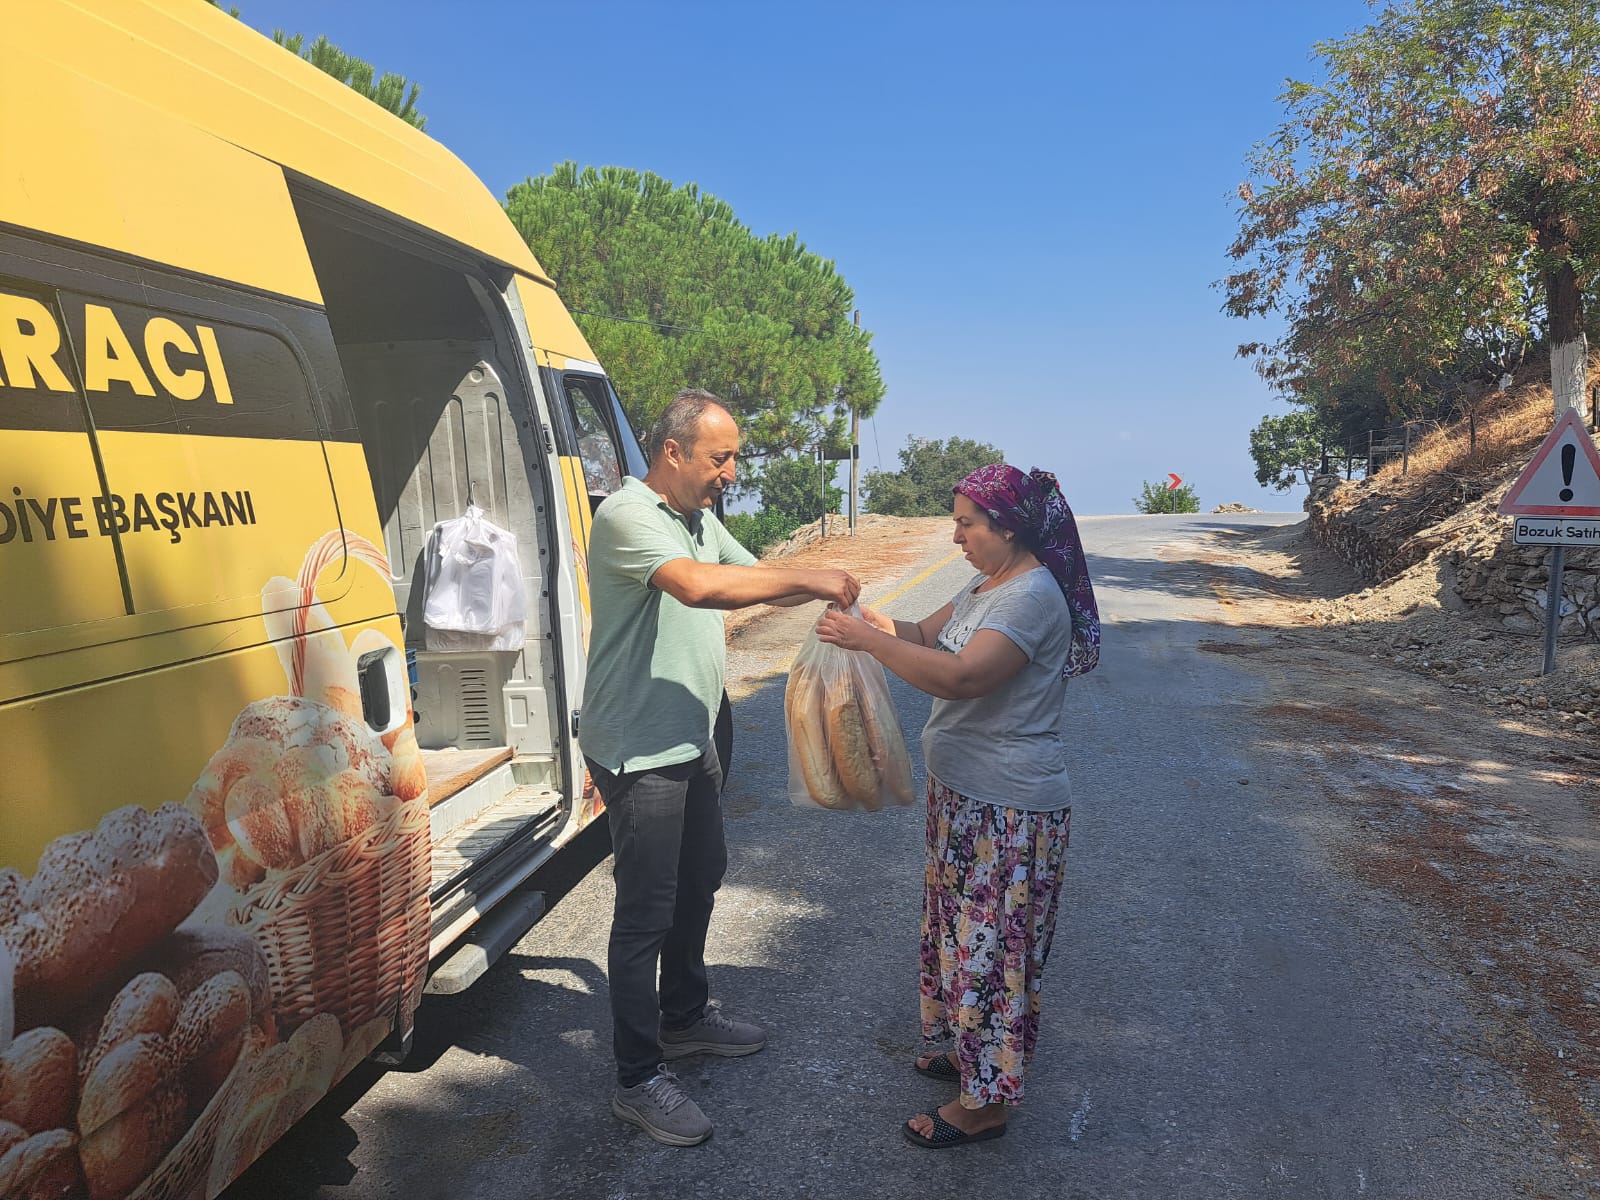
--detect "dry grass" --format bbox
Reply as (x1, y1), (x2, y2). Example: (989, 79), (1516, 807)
(1372, 387), (1559, 486)
(1368, 356), (1600, 491)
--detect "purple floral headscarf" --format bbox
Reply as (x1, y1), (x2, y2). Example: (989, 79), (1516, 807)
(955, 463), (1100, 678)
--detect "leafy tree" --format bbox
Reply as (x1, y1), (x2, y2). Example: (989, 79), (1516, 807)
(1223, 0), (1600, 421)
(1250, 410), (1334, 491)
(1134, 480), (1200, 514)
(722, 509), (804, 557)
(505, 165), (884, 461)
(750, 453), (843, 524)
(208, 3), (427, 129)
(862, 436), (1006, 516)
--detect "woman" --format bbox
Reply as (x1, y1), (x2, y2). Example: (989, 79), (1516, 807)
(816, 463), (1099, 1149)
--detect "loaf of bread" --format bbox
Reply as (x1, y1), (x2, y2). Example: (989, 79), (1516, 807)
(0, 1027), (77, 1135)
(860, 685), (915, 805)
(76, 1034), (187, 1200)
(0, 1127), (81, 1200)
(207, 1013), (341, 1195)
(167, 971), (251, 1109)
(64, 962), (254, 1200)
(79, 974), (179, 1092)
(824, 675), (882, 811)
(188, 695), (417, 890)
(382, 724), (428, 807)
(1, 806), (216, 1035)
(134, 927), (273, 1042)
(785, 672), (847, 809)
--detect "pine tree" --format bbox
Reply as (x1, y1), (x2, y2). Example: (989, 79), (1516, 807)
(505, 165), (884, 462)
(206, 4), (427, 130)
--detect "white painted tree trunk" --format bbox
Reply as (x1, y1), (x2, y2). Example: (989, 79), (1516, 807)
(1550, 335), (1589, 419)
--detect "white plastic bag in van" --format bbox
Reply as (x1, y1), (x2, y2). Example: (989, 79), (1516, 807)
(422, 505), (527, 651)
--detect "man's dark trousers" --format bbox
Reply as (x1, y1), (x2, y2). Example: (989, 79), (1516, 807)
(586, 742), (727, 1087)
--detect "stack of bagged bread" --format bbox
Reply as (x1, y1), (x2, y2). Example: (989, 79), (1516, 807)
(186, 693), (426, 893)
(0, 806), (275, 1200)
(785, 647), (914, 812)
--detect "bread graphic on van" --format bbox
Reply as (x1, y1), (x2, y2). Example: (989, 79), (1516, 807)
(0, 527), (433, 1199)
(0, 807), (277, 1200)
(187, 695), (409, 890)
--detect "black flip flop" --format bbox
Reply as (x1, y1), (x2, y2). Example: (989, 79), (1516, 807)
(914, 1053), (960, 1082)
(902, 1108), (1007, 1150)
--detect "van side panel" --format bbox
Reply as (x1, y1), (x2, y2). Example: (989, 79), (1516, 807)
(514, 274), (604, 367)
(0, 607), (431, 1199)
(1, 37), (324, 303)
(0, 430), (129, 637)
(0, 271), (430, 1200)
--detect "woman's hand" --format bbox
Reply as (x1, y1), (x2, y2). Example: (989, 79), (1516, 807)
(815, 606), (881, 653)
(858, 606), (894, 635)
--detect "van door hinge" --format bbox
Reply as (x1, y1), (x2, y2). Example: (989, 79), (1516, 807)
(542, 425), (554, 455)
(571, 709), (580, 737)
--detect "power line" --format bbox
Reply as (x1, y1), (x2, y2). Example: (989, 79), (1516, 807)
(569, 308), (708, 335)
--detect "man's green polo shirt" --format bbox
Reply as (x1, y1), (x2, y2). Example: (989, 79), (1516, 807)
(579, 476), (757, 774)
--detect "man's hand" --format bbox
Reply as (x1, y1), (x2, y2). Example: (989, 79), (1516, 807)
(804, 569), (861, 610)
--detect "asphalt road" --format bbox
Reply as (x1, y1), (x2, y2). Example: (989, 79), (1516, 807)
(226, 513), (1587, 1200)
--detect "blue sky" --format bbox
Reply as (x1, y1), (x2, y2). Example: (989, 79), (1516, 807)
(236, 0), (1374, 515)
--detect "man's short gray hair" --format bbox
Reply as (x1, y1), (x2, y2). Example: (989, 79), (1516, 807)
(646, 388), (727, 464)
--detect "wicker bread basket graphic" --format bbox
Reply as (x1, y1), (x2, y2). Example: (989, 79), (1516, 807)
(187, 531), (431, 1040)
(224, 794), (430, 1037)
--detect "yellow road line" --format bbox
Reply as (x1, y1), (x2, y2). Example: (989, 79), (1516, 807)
(866, 548), (965, 611)
(732, 547), (968, 692)
(770, 547), (966, 679)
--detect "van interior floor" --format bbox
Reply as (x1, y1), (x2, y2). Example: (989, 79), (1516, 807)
(420, 747), (513, 807)
(421, 746), (564, 954)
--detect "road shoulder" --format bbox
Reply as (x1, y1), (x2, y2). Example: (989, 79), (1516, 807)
(1190, 519), (1599, 1172)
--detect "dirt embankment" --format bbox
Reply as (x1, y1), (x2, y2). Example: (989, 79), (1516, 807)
(1303, 386), (1600, 729)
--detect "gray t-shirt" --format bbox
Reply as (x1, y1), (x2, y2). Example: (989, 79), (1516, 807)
(579, 477), (757, 773)
(921, 567), (1073, 811)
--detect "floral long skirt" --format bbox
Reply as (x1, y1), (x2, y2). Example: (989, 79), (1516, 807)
(920, 774), (1071, 1108)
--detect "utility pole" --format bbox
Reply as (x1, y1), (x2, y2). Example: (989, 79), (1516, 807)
(816, 444), (826, 539)
(849, 309), (860, 536)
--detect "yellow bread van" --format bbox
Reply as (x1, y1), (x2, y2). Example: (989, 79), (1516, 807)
(0, 3), (642, 1195)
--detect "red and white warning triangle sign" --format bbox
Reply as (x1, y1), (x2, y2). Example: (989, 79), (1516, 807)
(1498, 407), (1600, 517)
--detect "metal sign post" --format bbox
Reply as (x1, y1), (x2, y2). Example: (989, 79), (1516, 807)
(1541, 547), (1567, 676)
(849, 309), (861, 536)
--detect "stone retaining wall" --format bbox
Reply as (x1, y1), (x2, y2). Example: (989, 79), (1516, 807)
(1307, 473), (1600, 638)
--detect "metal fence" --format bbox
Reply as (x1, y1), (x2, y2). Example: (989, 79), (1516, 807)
(1319, 420), (1447, 480)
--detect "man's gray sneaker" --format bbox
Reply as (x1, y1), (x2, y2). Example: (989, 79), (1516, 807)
(611, 1069), (712, 1146)
(659, 1007), (767, 1059)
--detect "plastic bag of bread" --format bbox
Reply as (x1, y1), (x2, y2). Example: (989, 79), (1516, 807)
(784, 608), (915, 811)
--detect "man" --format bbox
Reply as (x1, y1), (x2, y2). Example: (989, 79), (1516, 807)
(581, 388), (860, 1146)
